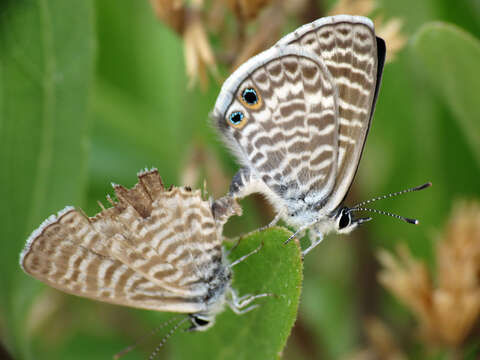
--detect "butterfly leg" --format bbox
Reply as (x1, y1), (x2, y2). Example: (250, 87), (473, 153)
(302, 231), (324, 257)
(229, 167), (279, 201)
(212, 168), (254, 218)
(229, 241), (263, 267)
(227, 211), (281, 247)
(228, 289), (275, 315)
(229, 167), (256, 198)
(257, 212), (282, 232)
(230, 167), (282, 230)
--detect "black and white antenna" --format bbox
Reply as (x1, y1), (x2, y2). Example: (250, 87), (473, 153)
(114, 315), (187, 360)
(349, 182), (432, 224)
(148, 317), (190, 360)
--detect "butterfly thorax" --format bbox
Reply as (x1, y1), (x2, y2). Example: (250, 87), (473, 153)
(187, 256), (232, 331)
(282, 195), (332, 228)
(311, 216), (340, 237)
(284, 201), (361, 239)
(199, 255), (232, 314)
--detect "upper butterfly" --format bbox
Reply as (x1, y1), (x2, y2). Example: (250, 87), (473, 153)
(212, 15), (428, 255)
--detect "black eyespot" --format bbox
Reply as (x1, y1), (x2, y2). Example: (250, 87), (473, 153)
(242, 88), (258, 105)
(229, 111), (244, 125)
(339, 210), (351, 229)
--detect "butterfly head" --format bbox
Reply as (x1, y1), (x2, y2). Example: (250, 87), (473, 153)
(333, 206), (372, 234)
(334, 182), (433, 233)
(188, 313), (216, 332)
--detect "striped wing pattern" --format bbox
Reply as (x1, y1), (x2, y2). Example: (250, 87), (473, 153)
(216, 47), (338, 204)
(277, 16), (383, 211)
(20, 169), (229, 314)
(214, 15), (384, 218)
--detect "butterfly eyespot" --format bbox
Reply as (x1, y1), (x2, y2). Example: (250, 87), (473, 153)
(242, 88), (258, 105)
(240, 87), (262, 109)
(228, 111), (246, 128)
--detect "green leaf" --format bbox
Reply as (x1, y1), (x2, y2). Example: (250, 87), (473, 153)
(411, 22), (480, 166)
(169, 227), (303, 360)
(0, 0), (95, 357)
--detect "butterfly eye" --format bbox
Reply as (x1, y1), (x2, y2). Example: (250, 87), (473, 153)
(338, 210), (351, 230)
(193, 317), (209, 327)
(228, 111), (246, 128)
(190, 315), (213, 331)
(241, 87), (262, 109)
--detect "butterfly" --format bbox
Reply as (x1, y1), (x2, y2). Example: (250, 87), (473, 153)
(212, 15), (430, 255)
(20, 169), (269, 351)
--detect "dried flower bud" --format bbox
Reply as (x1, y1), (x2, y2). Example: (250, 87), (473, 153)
(362, 317), (407, 360)
(377, 245), (434, 331)
(328, 0), (375, 17)
(225, 0), (272, 21)
(231, 6), (285, 70)
(374, 17), (407, 63)
(328, 1), (407, 63)
(378, 201), (480, 347)
(150, 0), (218, 89)
(183, 13), (219, 89)
(345, 317), (407, 360)
(150, 0), (185, 34)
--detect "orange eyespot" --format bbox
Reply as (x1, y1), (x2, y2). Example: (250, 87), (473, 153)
(227, 111), (247, 129)
(240, 87), (262, 109)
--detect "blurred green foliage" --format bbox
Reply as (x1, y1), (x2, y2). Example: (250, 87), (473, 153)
(1, 0), (479, 359)
(0, 1), (94, 358)
(412, 22), (480, 166)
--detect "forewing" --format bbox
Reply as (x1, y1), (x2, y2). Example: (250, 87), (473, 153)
(20, 207), (204, 313)
(214, 46), (338, 205)
(277, 15), (385, 211)
(20, 169), (228, 314)
(111, 175), (225, 296)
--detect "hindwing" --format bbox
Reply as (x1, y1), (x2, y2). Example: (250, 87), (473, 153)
(21, 169), (230, 314)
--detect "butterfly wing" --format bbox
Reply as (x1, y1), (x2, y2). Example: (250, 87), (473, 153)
(213, 46), (339, 209)
(277, 15), (386, 212)
(20, 170), (229, 314)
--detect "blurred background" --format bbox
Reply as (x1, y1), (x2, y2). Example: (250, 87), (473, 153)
(1, 0), (480, 359)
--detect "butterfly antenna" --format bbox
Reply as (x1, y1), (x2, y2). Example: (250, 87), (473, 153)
(113, 315), (182, 360)
(148, 317), (190, 360)
(349, 207), (419, 225)
(352, 182), (432, 210)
